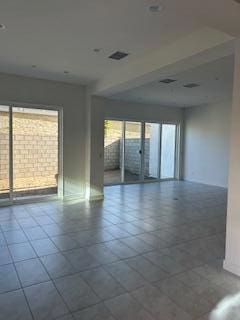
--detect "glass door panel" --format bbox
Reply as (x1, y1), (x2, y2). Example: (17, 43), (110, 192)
(103, 119), (179, 186)
(124, 121), (142, 182)
(104, 120), (123, 185)
(160, 124), (176, 179)
(144, 123), (160, 180)
(12, 107), (59, 199)
(0, 106), (10, 202)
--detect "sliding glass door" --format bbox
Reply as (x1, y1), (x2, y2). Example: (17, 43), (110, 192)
(144, 123), (161, 181)
(104, 120), (123, 185)
(12, 107), (59, 199)
(124, 122), (142, 183)
(0, 106), (11, 203)
(0, 105), (61, 205)
(104, 120), (179, 185)
(160, 124), (177, 179)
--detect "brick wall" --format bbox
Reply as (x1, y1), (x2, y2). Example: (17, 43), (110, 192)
(104, 136), (150, 175)
(0, 111), (58, 192)
(104, 138), (120, 170)
(124, 138), (150, 175)
(0, 113), (9, 182)
(104, 128), (121, 171)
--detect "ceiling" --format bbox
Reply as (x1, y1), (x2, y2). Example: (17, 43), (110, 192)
(111, 55), (234, 107)
(0, 0), (239, 85)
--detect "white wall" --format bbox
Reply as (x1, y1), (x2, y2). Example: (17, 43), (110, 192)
(224, 40), (240, 276)
(87, 96), (184, 199)
(0, 73), (87, 197)
(183, 100), (231, 188)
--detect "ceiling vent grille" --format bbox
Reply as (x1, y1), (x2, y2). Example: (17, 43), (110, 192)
(109, 51), (129, 60)
(159, 78), (177, 84)
(183, 83), (200, 88)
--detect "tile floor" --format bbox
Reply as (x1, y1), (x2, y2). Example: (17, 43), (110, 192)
(0, 181), (239, 320)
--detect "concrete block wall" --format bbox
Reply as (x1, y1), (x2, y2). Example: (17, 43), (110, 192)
(104, 133), (151, 175)
(0, 112), (9, 181)
(0, 111), (58, 192)
(124, 138), (150, 175)
(104, 138), (120, 170)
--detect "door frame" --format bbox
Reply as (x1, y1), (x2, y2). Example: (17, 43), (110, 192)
(0, 103), (63, 206)
(104, 118), (181, 186)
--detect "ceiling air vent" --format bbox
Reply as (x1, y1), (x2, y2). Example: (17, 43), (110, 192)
(109, 51), (129, 60)
(183, 83), (200, 88)
(159, 79), (177, 84)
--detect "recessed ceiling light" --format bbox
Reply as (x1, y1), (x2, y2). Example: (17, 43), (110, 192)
(159, 78), (177, 84)
(109, 51), (129, 60)
(0, 24), (6, 30)
(183, 83), (200, 88)
(148, 4), (164, 12)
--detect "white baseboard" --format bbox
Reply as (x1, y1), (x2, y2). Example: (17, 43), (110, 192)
(182, 178), (228, 189)
(223, 259), (240, 277)
(64, 191), (104, 202)
(86, 194), (104, 201)
(63, 193), (85, 202)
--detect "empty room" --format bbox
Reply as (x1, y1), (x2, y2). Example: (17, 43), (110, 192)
(0, 1), (240, 320)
